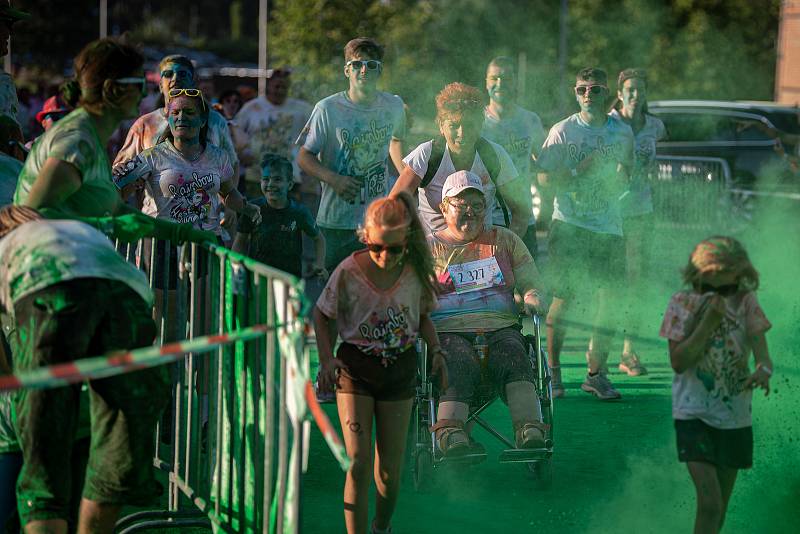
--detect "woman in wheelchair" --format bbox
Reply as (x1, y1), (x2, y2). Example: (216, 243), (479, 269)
(428, 170), (547, 456)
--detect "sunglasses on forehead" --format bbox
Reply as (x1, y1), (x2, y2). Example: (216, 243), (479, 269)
(346, 59), (382, 71)
(575, 85), (607, 96)
(366, 243), (405, 255)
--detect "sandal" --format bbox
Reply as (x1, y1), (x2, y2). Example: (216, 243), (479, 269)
(514, 421), (548, 449)
(619, 351), (648, 376)
(431, 419), (470, 457)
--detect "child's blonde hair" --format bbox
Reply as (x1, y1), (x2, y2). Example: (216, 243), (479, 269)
(682, 235), (759, 290)
(358, 192), (437, 296)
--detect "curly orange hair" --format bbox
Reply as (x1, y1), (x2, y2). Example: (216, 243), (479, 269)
(435, 82), (485, 125)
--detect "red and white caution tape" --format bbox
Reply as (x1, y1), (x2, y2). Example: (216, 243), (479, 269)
(0, 324), (274, 392)
(304, 381), (351, 471)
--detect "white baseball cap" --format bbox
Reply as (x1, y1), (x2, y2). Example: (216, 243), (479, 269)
(441, 170), (485, 200)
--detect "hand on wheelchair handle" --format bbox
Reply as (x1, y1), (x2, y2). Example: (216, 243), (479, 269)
(318, 359), (348, 394)
(430, 348), (449, 391)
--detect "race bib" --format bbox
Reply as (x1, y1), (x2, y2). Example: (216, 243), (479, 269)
(447, 256), (505, 294)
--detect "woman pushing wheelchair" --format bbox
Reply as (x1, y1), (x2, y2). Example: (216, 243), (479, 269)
(427, 170), (548, 456)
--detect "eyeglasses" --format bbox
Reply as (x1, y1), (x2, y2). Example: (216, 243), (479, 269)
(346, 59), (382, 72)
(115, 77), (147, 96)
(366, 243), (405, 255)
(575, 85), (607, 96)
(161, 68), (193, 80)
(446, 199), (486, 213)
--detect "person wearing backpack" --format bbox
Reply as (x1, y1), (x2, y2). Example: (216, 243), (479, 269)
(390, 83), (528, 238)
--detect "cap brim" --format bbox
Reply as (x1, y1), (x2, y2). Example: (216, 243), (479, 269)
(35, 109), (68, 123)
(443, 185), (483, 199)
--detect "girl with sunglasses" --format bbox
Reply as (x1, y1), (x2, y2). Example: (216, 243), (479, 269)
(609, 68), (667, 377)
(14, 38), (147, 218)
(313, 192), (446, 534)
(113, 54), (239, 205)
(113, 90), (261, 292)
(660, 236), (772, 534)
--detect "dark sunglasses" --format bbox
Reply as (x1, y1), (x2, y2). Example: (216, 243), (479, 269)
(575, 85), (607, 96)
(161, 68), (193, 80)
(366, 243), (405, 255)
(346, 59), (382, 71)
(698, 283), (739, 297)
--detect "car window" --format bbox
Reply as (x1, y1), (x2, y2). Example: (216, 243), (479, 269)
(658, 112), (736, 143)
(734, 118), (774, 142)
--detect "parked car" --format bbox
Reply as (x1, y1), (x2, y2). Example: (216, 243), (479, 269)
(650, 100), (799, 186)
(649, 100), (800, 226)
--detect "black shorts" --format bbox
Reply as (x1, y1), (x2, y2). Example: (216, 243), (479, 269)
(675, 419), (753, 469)
(335, 343), (416, 401)
(546, 220), (625, 299)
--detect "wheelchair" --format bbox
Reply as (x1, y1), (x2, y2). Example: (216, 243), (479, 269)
(409, 314), (554, 490)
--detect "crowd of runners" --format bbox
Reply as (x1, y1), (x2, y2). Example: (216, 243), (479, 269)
(0, 6), (777, 534)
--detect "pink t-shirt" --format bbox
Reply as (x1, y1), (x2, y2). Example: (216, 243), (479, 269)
(316, 250), (436, 367)
(659, 290), (771, 429)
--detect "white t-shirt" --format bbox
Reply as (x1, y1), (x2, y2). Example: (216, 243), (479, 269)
(609, 109), (667, 217)
(0, 220), (153, 316)
(403, 139), (518, 234)
(237, 96), (312, 183)
(316, 251), (436, 367)
(537, 113), (635, 236)
(297, 91), (406, 230)
(121, 141), (234, 235)
(482, 104), (546, 224)
(659, 290), (772, 429)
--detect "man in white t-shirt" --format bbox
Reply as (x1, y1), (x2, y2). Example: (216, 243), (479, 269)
(237, 68), (313, 196)
(297, 37), (406, 272)
(537, 67), (635, 401)
(481, 56), (546, 259)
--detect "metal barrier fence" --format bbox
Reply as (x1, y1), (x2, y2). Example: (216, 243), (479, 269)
(653, 155), (732, 229)
(112, 238), (311, 533)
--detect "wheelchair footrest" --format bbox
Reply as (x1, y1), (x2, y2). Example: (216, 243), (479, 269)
(436, 450), (488, 466)
(498, 448), (552, 463)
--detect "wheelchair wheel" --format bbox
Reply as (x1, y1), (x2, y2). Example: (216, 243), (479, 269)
(527, 458), (553, 489)
(412, 450), (432, 492)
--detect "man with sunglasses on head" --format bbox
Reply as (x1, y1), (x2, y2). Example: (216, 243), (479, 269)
(114, 55), (238, 194)
(537, 67), (634, 401)
(297, 37), (406, 274)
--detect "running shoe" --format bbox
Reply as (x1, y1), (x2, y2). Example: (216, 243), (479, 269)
(581, 373), (622, 400)
(619, 352), (648, 376)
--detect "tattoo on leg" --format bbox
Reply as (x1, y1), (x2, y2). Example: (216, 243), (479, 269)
(346, 419), (362, 436)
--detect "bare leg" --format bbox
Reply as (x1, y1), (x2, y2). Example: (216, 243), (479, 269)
(546, 297), (568, 368)
(715, 466), (739, 531)
(24, 520), (67, 534)
(587, 288), (616, 373)
(336, 393), (375, 534)
(76, 500), (121, 534)
(687, 461), (724, 534)
(372, 398), (414, 532)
